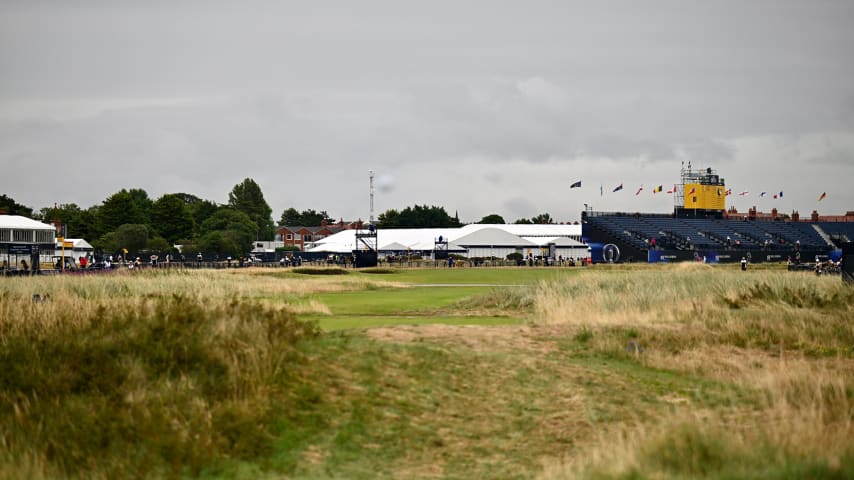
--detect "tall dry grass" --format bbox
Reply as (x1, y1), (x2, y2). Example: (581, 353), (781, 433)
(534, 264), (854, 478)
(0, 269), (398, 332)
(0, 269), (405, 478)
(534, 265), (854, 356)
(0, 292), (320, 478)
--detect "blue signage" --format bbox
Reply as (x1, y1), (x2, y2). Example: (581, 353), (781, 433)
(7, 244), (37, 255)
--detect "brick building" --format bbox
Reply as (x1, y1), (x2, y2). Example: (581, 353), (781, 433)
(277, 219), (364, 251)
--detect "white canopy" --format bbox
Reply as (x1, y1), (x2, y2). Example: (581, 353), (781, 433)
(0, 215), (56, 231)
(306, 224), (586, 256)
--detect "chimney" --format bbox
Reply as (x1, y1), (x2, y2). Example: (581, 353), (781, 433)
(321, 219), (327, 227)
(811, 210), (819, 222)
(791, 210), (799, 222)
(771, 208), (778, 220)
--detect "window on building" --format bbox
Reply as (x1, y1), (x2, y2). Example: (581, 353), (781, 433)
(286, 234), (293, 240)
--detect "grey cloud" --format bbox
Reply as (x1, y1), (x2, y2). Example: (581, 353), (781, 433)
(1, 0), (853, 220)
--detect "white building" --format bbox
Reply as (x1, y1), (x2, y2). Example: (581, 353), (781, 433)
(0, 215), (57, 270)
(305, 223), (588, 260)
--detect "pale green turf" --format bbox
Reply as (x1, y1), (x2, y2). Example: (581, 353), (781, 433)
(310, 314), (522, 331)
(311, 286), (492, 315)
(290, 267), (582, 330)
(354, 266), (578, 284)
(303, 285), (523, 330)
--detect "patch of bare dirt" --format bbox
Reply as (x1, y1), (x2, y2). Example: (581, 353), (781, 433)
(366, 324), (565, 353)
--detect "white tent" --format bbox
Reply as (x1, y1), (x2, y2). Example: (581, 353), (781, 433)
(305, 224), (587, 259)
(452, 227), (536, 258)
(54, 238), (94, 258)
(522, 236), (590, 259)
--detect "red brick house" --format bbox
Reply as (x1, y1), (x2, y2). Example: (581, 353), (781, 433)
(277, 219), (364, 251)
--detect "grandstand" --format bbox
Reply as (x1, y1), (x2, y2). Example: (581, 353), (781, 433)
(582, 165), (849, 263)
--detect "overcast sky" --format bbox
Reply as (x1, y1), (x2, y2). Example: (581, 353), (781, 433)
(2, 0), (853, 223)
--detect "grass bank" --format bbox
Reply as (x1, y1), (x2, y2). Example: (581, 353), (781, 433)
(1, 265), (852, 478)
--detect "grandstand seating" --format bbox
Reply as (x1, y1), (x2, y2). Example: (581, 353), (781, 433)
(817, 222), (854, 247)
(585, 214), (841, 252)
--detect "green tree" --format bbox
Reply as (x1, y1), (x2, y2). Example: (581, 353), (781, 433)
(108, 224), (149, 258)
(478, 214), (506, 224)
(228, 178), (274, 240)
(514, 213), (554, 224)
(128, 188), (153, 222)
(146, 236), (173, 254)
(531, 213), (555, 224)
(279, 207), (301, 226)
(98, 189), (150, 235)
(378, 205), (460, 228)
(197, 231), (245, 258)
(377, 209), (400, 228)
(151, 194), (195, 244)
(199, 208), (258, 255)
(279, 208), (337, 227)
(0, 194), (33, 217)
(37, 203), (97, 239)
(187, 199), (220, 236)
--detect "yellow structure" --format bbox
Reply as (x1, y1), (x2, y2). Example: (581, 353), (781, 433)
(683, 183), (726, 211)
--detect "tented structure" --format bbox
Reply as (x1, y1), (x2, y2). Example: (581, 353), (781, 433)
(452, 228), (537, 258)
(54, 238), (95, 259)
(305, 224), (587, 260)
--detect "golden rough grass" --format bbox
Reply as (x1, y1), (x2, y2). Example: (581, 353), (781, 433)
(532, 265), (854, 479)
(533, 265), (843, 326)
(0, 269), (397, 334)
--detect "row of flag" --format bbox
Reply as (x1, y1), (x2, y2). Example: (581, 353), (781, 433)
(569, 181), (828, 202)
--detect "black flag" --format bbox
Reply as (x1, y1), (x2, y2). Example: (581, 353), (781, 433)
(570, 180), (582, 188)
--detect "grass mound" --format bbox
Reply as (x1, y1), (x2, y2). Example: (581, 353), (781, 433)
(0, 296), (319, 478)
(292, 267), (349, 275)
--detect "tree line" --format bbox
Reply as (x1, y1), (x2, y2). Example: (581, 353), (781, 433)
(2, 186), (559, 258)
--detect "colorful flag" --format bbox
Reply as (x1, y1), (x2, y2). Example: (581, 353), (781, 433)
(779, 191), (783, 198)
(725, 188), (732, 196)
(819, 192), (827, 201)
(570, 180), (582, 188)
(613, 184), (623, 192)
(739, 191), (749, 196)
(635, 185), (644, 196)
(653, 185), (663, 194)
(773, 193), (778, 199)
(760, 192), (767, 197)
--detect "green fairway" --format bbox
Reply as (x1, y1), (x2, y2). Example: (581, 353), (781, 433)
(303, 284), (525, 330)
(355, 266), (577, 285)
(287, 267), (579, 330)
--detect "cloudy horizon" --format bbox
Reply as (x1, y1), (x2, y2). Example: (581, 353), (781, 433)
(2, 1), (853, 224)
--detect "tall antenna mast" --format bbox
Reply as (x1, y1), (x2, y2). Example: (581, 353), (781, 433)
(369, 170), (375, 226)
